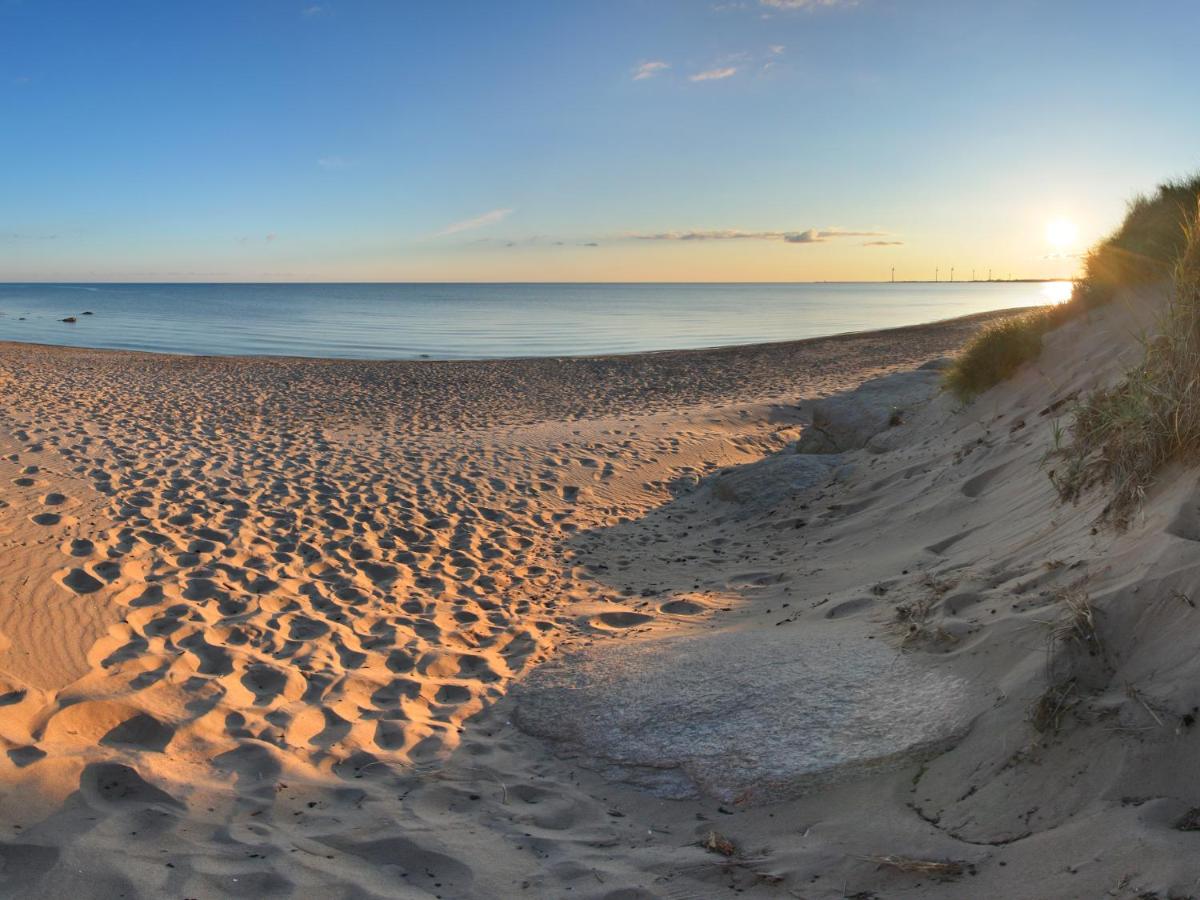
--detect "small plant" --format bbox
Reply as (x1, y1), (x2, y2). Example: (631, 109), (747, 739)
(891, 576), (958, 647)
(1030, 678), (1079, 733)
(702, 830), (738, 857)
(1049, 588), (1102, 658)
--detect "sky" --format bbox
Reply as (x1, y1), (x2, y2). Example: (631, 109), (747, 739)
(2, 0), (1200, 283)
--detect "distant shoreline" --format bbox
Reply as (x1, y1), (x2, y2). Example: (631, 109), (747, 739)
(0, 305), (1032, 369)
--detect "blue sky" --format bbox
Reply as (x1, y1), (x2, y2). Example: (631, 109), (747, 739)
(3, 0), (1199, 281)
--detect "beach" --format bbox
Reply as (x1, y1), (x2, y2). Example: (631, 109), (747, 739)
(1, 300), (1195, 899)
(0, 308), (1013, 897)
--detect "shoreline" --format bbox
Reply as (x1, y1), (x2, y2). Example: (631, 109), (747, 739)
(0, 305), (1027, 365)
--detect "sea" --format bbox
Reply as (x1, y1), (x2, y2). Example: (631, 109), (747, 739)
(0, 281), (1071, 360)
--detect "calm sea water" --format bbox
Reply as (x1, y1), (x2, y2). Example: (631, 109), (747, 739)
(0, 282), (1070, 360)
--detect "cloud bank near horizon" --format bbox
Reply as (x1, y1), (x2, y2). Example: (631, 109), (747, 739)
(629, 227), (890, 244)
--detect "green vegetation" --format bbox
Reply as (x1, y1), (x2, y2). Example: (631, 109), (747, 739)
(947, 173), (1200, 400)
(944, 306), (1070, 401)
(1053, 206), (1200, 520)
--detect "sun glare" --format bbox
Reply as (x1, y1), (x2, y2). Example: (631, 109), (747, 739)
(1045, 218), (1080, 250)
(1041, 280), (1074, 304)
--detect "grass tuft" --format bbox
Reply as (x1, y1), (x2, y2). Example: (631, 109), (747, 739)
(945, 306), (1070, 400)
(1048, 588), (1102, 657)
(1029, 678), (1079, 733)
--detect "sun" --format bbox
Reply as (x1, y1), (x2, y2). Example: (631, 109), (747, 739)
(1045, 218), (1079, 250)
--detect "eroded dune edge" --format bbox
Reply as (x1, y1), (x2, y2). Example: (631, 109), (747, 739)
(0, 301), (1190, 899)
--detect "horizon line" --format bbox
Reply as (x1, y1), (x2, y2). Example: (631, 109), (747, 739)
(0, 277), (1069, 286)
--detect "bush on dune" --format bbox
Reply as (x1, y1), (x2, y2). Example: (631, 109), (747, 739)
(944, 306), (1071, 401)
(947, 173), (1200, 400)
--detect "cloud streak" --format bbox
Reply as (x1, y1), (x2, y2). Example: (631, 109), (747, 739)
(0, 231), (57, 241)
(630, 227), (888, 243)
(632, 61), (669, 81)
(690, 67), (738, 82)
(435, 208), (514, 237)
(760, 0), (857, 9)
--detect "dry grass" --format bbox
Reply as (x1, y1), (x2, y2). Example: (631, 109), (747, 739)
(1030, 678), (1079, 733)
(893, 593), (935, 645)
(890, 575), (958, 647)
(1055, 203), (1200, 520)
(1049, 588), (1102, 657)
(865, 855), (966, 880)
(702, 830), (738, 857)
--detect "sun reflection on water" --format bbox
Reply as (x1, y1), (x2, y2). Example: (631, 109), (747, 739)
(1041, 280), (1074, 304)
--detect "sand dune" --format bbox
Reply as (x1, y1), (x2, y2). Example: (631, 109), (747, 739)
(1, 305), (1142, 898)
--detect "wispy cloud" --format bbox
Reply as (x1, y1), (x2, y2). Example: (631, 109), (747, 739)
(862, 240), (903, 246)
(631, 227), (888, 243)
(761, 0), (857, 9)
(690, 67), (738, 82)
(470, 235), (603, 250)
(317, 155), (353, 169)
(301, 4), (325, 17)
(633, 61), (669, 81)
(436, 208), (513, 237)
(0, 231), (57, 241)
(768, 44), (786, 55)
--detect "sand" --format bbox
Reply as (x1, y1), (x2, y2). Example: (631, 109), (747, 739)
(1, 302), (1192, 899)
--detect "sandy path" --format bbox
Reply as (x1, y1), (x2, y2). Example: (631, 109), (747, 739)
(0, 310), (1012, 898)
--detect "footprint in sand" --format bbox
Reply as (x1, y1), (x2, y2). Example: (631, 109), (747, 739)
(60, 568), (103, 594)
(660, 599), (704, 615)
(65, 538), (94, 557)
(594, 611), (654, 629)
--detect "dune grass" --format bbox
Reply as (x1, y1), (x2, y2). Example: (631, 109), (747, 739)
(1053, 205), (1200, 520)
(945, 306), (1070, 401)
(947, 173), (1200, 400)
(1075, 174), (1200, 309)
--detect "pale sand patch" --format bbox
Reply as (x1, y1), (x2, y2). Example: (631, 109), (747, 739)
(8, 304), (1189, 898)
